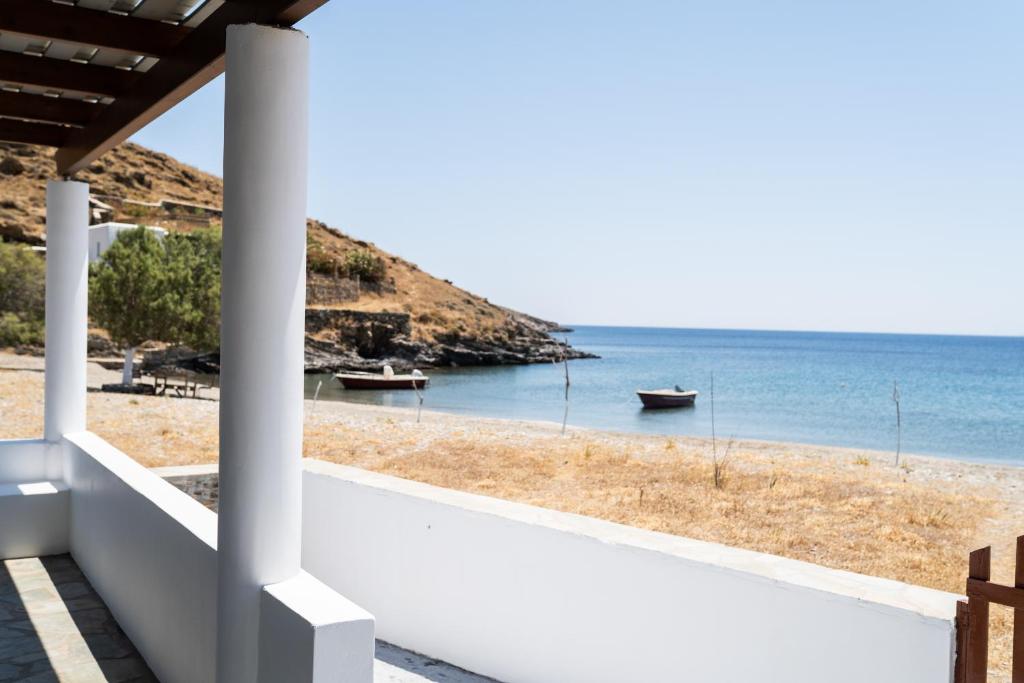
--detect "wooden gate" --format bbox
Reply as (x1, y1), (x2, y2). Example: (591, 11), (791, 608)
(956, 536), (1024, 682)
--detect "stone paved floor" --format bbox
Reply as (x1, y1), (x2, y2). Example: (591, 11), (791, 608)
(375, 641), (497, 683)
(0, 555), (155, 682)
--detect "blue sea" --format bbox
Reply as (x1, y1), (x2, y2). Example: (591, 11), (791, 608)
(306, 327), (1024, 464)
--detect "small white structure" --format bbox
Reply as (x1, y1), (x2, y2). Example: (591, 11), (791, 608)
(88, 222), (168, 263)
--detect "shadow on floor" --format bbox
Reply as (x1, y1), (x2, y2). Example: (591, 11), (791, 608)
(4, 555), (496, 683)
(0, 558), (49, 682)
(0, 554), (155, 682)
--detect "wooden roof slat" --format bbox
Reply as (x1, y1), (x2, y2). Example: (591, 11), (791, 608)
(0, 117), (70, 147)
(0, 91), (104, 126)
(0, 52), (139, 98)
(55, 0), (328, 175)
(0, 0), (191, 58)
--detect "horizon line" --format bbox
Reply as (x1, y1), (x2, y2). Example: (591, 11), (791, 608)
(560, 323), (1024, 340)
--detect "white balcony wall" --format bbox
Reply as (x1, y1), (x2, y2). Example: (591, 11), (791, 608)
(302, 460), (960, 683)
(0, 439), (69, 559)
(0, 438), (49, 484)
(61, 434), (372, 683)
(64, 432), (219, 683)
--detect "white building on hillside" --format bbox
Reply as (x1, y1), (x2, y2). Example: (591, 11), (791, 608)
(88, 222), (168, 263)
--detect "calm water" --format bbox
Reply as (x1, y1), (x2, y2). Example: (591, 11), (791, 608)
(305, 327), (1024, 464)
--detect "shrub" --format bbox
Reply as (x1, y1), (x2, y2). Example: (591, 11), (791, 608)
(306, 233), (340, 276)
(0, 312), (43, 347)
(0, 241), (44, 346)
(343, 249), (385, 283)
(122, 203), (151, 219)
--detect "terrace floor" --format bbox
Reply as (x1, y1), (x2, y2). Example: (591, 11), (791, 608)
(0, 555), (154, 682)
(0, 555), (493, 683)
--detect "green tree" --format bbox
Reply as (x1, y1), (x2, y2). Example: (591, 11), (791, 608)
(0, 241), (45, 347)
(160, 229), (221, 351)
(90, 227), (222, 385)
(90, 228), (169, 384)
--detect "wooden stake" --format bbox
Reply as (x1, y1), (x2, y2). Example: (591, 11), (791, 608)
(892, 381), (902, 467)
(967, 546), (991, 683)
(1013, 536), (1024, 683)
(413, 380), (424, 424)
(956, 600), (970, 683)
(561, 338), (571, 436)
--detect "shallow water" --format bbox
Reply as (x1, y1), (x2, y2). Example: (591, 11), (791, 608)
(306, 326), (1024, 464)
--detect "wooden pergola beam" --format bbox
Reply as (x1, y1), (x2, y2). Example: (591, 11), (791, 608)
(55, 0), (329, 176)
(0, 118), (70, 147)
(0, 52), (139, 98)
(0, 0), (191, 58)
(0, 91), (103, 127)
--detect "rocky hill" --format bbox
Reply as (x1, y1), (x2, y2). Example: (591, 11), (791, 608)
(0, 141), (591, 371)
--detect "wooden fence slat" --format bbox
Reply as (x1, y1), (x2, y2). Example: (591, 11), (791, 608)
(1013, 537), (1024, 683)
(968, 579), (1024, 610)
(967, 546), (992, 683)
(956, 600), (970, 683)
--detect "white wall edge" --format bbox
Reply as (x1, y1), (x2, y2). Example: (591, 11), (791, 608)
(150, 463), (220, 478)
(264, 570), (374, 629)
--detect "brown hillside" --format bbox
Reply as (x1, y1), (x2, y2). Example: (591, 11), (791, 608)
(0, 141), (588, 369)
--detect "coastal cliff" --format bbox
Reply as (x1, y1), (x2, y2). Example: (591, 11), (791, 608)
(304, 308), (581, 372)
(0, 141), (593, 370)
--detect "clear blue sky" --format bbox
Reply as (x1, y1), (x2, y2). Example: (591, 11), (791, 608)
(133, 1), (1024, 336)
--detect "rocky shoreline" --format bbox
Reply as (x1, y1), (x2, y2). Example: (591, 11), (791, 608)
(302, 308), (596, 373)
(107, 308), (597, 375)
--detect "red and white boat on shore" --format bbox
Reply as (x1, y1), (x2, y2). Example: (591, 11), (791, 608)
(334, 366), (429, 390)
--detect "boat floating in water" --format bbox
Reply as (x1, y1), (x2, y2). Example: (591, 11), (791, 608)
(636, 385), (698, 409)
(334, 366), (429, 390)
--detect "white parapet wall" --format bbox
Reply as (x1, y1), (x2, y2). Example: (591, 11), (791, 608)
(64, 432), (219, 683)
(63, 434), (374, 683)
(0, 480), (68, 559)
(0, 438), (51, 484)
(0, 438), (69, 559)
(302, 459), (961, 683)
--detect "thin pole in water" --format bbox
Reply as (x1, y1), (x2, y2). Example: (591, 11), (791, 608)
(413, 380), (424, 423)
(313, 379), (322, 412)
(710, 371), (717, 460)
(561, 338), (571, 435)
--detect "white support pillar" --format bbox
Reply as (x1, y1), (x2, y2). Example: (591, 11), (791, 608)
(217, 23), (310, 683)
(44, 180), (88, 455)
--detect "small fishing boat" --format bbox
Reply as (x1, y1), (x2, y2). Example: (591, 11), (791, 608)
(335, 366), (429, 390)
(636, 385), (698, 409)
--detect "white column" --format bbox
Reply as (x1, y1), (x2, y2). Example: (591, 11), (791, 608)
(217, 23), (310, 683)
(44, 180), (88, 449)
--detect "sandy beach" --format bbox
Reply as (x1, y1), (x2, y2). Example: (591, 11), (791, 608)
(2, 350), (1022, 677)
